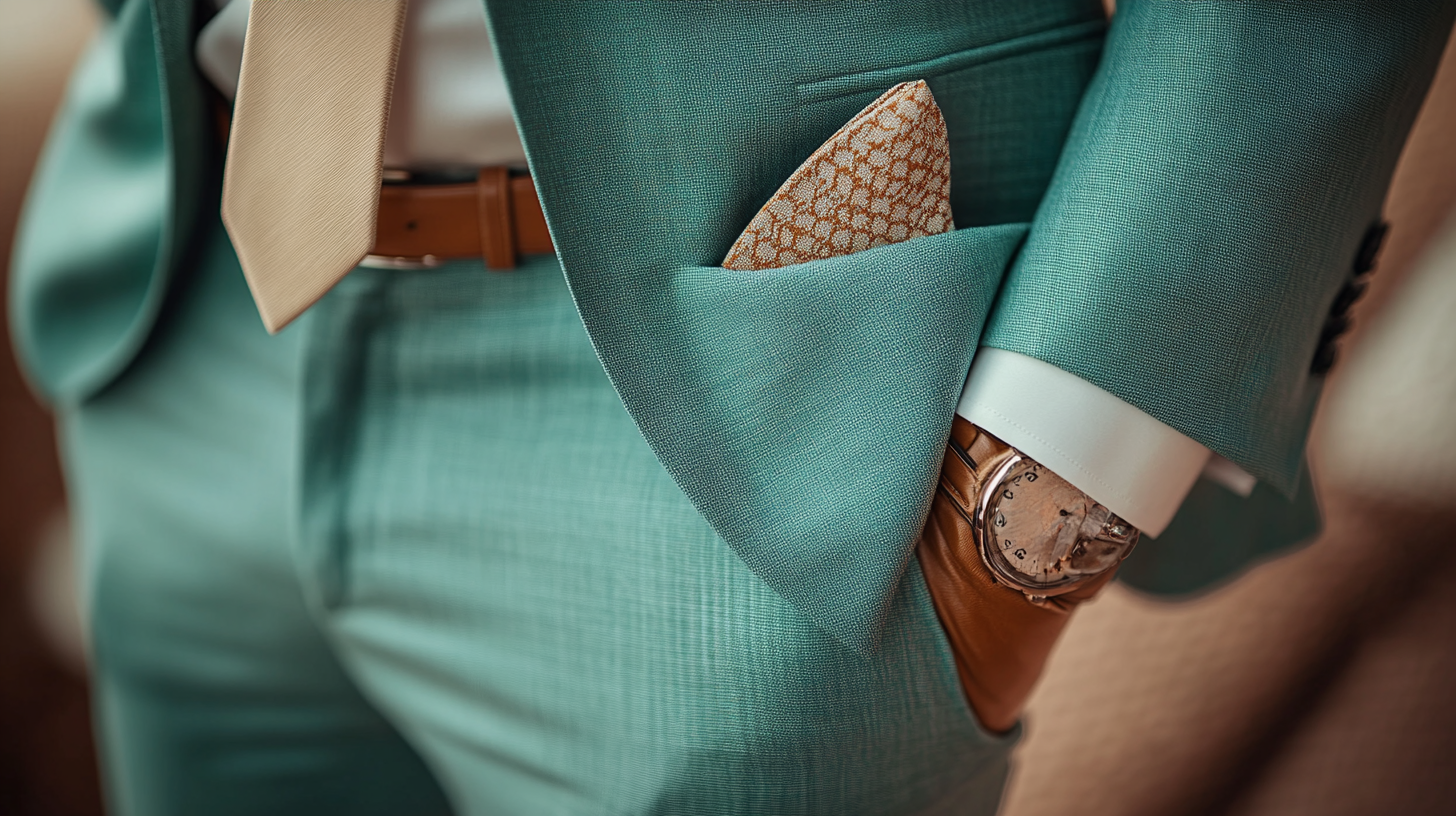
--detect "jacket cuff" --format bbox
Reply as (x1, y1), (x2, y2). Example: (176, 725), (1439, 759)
(956, 347), (1233, 536)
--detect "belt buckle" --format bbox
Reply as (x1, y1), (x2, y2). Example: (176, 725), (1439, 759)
(359, 254), (445, 270)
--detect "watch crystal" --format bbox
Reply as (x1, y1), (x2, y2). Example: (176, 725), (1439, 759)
(980, 458), (1138, 594)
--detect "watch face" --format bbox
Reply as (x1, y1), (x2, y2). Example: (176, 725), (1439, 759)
(978, 457), (1138, 595)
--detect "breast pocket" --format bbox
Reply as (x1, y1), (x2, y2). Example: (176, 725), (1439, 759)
(796, 18), (1105, 229)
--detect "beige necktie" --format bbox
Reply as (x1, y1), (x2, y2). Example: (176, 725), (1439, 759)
(221, 0), (409, 333)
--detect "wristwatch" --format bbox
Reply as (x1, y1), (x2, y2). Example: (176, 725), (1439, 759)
(947, 422), (1140, 605)
(916, 417), (1142, 732)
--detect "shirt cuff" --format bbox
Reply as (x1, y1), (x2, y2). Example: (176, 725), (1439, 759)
(955, 348), (1220, 537)
(195, 0), (249, 100)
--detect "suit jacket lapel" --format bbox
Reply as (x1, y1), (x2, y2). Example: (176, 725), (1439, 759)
(481, 1), (1028, 652)
(10, 0), (208, 402)
(150, 0), (212, 275)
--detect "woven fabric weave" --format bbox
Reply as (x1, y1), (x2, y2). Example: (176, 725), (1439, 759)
(14, 0), (1455, 656)
(59, 218), (1017, 814)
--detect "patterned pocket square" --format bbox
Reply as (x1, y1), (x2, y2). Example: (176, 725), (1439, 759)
(723, 79), (953, 271)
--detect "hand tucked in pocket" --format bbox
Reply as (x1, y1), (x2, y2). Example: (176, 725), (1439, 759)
(725, 79), (1117, 734)
(917, 416), (1116, 733)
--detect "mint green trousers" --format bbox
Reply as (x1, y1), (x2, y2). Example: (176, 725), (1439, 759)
(59, 215), (1014, 815)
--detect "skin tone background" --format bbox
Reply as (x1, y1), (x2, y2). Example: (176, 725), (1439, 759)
(1003, 12), (1456, 813)
(0, 2), (1452, 814)
(0, 3), (103, 814)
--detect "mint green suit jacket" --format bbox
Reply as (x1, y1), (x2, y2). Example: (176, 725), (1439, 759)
(13, 0), (1454, 652)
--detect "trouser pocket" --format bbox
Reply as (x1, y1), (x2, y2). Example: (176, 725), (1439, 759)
(915, 415), (1108, 733)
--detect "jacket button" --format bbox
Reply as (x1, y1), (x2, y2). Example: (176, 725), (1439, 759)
(1354, 220), (1390, 276)
(1311, 314), (1353, 376)
(1311, 343), (1339, 376)
(1320, 312), (1352, 344)
(1314, 221), (1389, 376)
(1329, 279), (1369, 319)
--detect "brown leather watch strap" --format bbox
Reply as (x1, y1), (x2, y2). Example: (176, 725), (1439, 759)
(370, 168), (554, 268)
(917, 416), (1115, 733)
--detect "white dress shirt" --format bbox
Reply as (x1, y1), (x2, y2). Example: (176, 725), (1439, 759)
(198, 0), (527, 169)
(197, 0), (1254, 537)
(959, 349), (1254, 535)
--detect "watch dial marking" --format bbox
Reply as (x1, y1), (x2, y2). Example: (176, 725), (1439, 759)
(983, 459), (1137, 591)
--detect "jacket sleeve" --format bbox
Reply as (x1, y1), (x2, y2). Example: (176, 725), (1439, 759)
(10, 0), (209, 404)
(980, 0), (1455, 496)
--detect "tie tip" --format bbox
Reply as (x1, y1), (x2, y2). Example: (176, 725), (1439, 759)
(244, 279), (313, 335)
(253, 290), (313, 334)
(260, 313), (291, 335)
(228, 239), (366, 335)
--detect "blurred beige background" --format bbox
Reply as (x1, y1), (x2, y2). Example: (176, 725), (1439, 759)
(1004, 21), (1456, 816)
(0, 1), (101, 815)
(1, 3), (1453, 815)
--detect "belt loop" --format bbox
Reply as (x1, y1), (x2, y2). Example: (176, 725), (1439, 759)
(477, 166), (516, 270)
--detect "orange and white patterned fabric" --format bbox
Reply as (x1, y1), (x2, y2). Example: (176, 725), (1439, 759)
(723, 79), (953, 270)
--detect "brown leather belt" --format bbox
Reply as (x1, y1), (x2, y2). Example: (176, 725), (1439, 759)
(214, 97), (550, 270)
(365, 167), (555, 270)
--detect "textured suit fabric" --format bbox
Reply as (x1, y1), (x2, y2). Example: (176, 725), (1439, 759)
(63, 213), (1013, 814)
(62, 217), (453, 816)
(8, 4), (1455, 805)
(9, 0), (207, 400)
(479, 1), (1108, 650)
(984, 0), (1452, 491)
(480, 0), (1451, 647)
